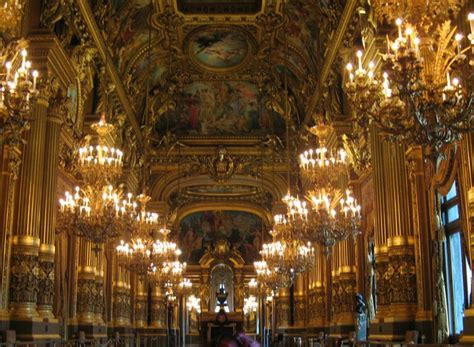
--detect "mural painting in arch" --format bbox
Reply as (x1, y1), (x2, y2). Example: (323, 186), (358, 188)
(178, 210), (263, 264)
(155, 81), (285, 136)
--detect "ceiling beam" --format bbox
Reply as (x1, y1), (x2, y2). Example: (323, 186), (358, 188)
(304, 0), (358, 123)
(74, 0), (143, 147)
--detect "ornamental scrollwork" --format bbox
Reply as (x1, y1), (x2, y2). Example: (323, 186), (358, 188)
(9, 254), (39, 303)
(37, 259), (55, 307)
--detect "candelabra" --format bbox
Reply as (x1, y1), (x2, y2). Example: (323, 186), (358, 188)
(299, 122), (348, 189)
(0, 0), (24, 33)
(306, 189), (361, 256)
(345, 13), (474, 159)
(0, 47), (39, 178)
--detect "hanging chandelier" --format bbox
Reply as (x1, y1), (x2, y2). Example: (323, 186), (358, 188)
(57, 116), (134, 245)
(187, 294), (201, 313)
(254, 260), (292, 290)
(78, 114), (123, 186)
(0, 0), (24, 33)
(299, 122), (348, 190)
(345, 12), (474, 159)
(260, 217), (315, 283)
(149, 247), (187, 290)
(305, 189), (361, 256)
(115, 195), (161, 276)
(1, 47), (39, 177)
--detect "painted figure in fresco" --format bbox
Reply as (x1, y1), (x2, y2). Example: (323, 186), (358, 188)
(179, 211), (262, 264)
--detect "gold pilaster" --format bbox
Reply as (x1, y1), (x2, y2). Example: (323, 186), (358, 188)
(112, 267), (131, 327)
(9, 95), (48, 319)
(37, 92), (63, 319)
(76, 239), (96, 325)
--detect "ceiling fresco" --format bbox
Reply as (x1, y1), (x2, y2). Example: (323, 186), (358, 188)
(186, 26), (254, 72)
(154, 81), (285, 136)
(178, 211), (263, 264)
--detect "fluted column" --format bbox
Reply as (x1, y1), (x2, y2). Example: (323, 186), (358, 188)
(76, 239), (96, 325)
(135, 278), (147, 328)
(308, 249), (326, 329)
(369, 126), (418, 340)
(294, 274), (306, 327)
(37, 88), (64, 319)
(94, 247), (105, 325)
(333, 239), (357, 336)
(150, 286), (166, 328)
(112, 266), (131, 327)
(276, 287), (291, 328)
(9, 95), (48, 319)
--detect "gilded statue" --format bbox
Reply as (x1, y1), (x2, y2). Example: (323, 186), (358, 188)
(208, 146), (235, 182)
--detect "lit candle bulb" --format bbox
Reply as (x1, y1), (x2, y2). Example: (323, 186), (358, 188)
(32, 70), (38, 90)
(455, 33), (463, 56)
(356, 50), (363, 72)
(468, 13), (474, 39)
(395, 18), (403, 40)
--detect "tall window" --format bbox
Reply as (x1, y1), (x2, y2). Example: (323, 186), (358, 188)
(441, 181), (472, 336)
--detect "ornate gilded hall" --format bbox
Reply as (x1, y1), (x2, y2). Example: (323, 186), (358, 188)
(0, 0), (473, 346)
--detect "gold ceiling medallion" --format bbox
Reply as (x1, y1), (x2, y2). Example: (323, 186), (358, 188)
(184, 25), (256, 74)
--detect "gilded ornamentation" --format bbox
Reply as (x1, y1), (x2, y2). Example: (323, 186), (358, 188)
(37, 259), (55, 307)
(9, 254), (39, 304)
(113, 287), (131, 321)
(342, 123), (372, 175)
(135, 297), (147, 323)
(95, 279), (105, 318)
(276, 301), (290, 326)
(375, 260), (390, 306)
(388, 254), (417, 304)
(150, 297), (166, 326)
(77, 278), (96, 315)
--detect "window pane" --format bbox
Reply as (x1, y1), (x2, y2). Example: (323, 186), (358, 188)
(449, 233), (464, 334)
(447, 205), (460, 223)
(446, 181), (458, 201)
(467, 257), (472, 308)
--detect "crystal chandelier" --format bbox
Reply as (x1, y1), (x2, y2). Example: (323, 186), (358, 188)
(149, 248), (187, 289)
(345, 12), (474, 159)
(254, 260), (292, 290)
(115, 194), (160, 276)
(0, 0), (24, 33)
(243, 295), (258, 315)
(57, 117), (134, 245)
(306, 189), (361, 256)
(260, 219), (315, 283)
(299, 122), (348, 189)
(1, 47), (39, 177)
(58, 185), (136, 245)
(78, 114), (123, 186)
(187, 294), (201, 313)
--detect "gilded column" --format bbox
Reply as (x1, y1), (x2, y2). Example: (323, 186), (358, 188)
(308, 249), (325, 329)
(94, 247), (105, 325)
(150, 286), (166, 329)
(76, 239), (97, 325)
(112, 266), (131, 327)
(333, 238), (357, 337)
(135, 278), (147, 329)
(293, 274), (306, 327)
(276, 287), (290, 328)
(37, 84), (64, 320)
(9, 94), (48, 320)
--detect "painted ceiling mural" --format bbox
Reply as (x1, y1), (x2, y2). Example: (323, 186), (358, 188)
(154, 81), (286, 136)
(89, 0), (347, 130)
(178, 211), (263, 264)
(187, 27), (252, 71)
